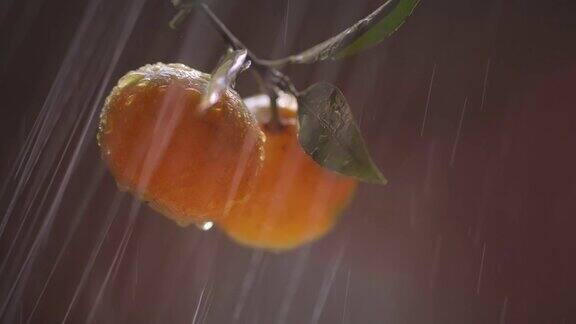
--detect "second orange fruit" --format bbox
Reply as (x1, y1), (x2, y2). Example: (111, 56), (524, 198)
(217, 99), (357, 251)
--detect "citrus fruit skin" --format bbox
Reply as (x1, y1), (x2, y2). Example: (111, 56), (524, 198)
(217, 104), (357, 251)
(97, 63), (265, 225)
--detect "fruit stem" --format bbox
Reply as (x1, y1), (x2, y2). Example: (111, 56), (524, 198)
(267, 89), (282, 132)
(250, 69), (283, 131)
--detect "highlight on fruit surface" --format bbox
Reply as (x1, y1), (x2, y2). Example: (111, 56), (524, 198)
(97, 63), (265, 226)
(216, 93), (358, 251)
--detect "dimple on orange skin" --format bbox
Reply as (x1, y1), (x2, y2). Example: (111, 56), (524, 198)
(217, 106), (357, 251)
(98, 63), (265, 225)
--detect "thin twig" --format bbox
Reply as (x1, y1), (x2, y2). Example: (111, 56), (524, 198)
(200, 4), (296, 91)
(201, 5), (243, 50)
(200, 3), (297, 129)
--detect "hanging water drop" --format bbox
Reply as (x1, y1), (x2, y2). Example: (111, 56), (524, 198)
(196, 221), (214, 231)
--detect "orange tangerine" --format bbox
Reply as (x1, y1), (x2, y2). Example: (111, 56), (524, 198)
(97, 63), (265, 226)
(218, 96), (357, 250)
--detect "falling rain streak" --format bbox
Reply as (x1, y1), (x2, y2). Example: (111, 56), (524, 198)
(420, 63), (437, 136)
(480, 58), (491, 112)
(450, 97), (467, 166)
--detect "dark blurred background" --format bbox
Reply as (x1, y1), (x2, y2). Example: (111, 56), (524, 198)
(1, 0), (576, 323)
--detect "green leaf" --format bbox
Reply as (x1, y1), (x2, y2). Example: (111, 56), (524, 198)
(200, 49), (249, 111)
(296, 83), (387, 184)
(337, 0), (420, 58)
(269, 0), (419, 65)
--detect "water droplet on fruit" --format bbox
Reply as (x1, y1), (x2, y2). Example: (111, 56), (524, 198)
(125, 94), (135, 106)
(118, 73), (144, 89)
(136, 79), (149, 87)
